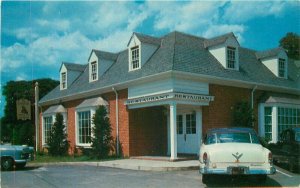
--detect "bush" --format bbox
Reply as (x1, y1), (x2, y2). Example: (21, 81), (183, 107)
(90, 106), (112, 159)
(232, 101), (255, 127)
(48, 113), (69, 156)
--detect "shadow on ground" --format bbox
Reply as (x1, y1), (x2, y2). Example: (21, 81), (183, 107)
(204, 175), (281, 187)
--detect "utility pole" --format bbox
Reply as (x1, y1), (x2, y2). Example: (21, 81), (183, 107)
(35, 82), (39, 152)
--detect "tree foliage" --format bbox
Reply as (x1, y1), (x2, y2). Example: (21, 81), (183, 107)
(232, 101), (255, 127)
(91, 106), (112, 159)
(279, 32), (300, 60)
(1, 78), (59, 145)
(48, 113), (69, 156)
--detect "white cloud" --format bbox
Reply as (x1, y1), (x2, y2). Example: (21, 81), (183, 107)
(223, 1), (290, 23)
(36, 19), (70, 31)
(202, 24), (245, 43)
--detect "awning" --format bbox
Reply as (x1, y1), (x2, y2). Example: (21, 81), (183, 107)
(265, 96), (300, 105)
(76, 97), (108, 109)
(43, 105), (66, 115)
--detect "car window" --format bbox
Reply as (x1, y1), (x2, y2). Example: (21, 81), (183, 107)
(216, 133), (251, 143)
(295, 132), (300, 142)
(205, 134), (217, 144)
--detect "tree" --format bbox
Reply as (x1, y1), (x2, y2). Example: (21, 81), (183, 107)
(91, 106), (112, 159)
(232, 101), (255, 127)
(279, 32), (300, 60)
(48, 113), (69, 156)
(1, 78), (59, 145)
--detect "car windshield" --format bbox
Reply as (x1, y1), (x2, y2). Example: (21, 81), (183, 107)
(295, 132), (300, 142)
(205, 132), (260, 145)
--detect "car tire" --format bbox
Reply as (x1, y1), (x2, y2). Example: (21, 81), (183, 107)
(202, 174), (210, 184)
(16, 163), (26, 169)
(1, 158), (13, 171)
(256, 175), (267, 182)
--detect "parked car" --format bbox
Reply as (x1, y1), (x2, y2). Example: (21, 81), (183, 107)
(199, 127), (276, 184)
(0, 144), (34, 170)
(268, 127), (300, 172)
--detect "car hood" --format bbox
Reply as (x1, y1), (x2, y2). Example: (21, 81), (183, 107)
(204, 143), (269, 163)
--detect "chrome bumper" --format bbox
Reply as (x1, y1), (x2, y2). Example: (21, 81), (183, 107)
(199, 166), (276, 175)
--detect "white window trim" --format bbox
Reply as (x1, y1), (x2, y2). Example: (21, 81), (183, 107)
(75, 107), (96, 147)
(259, 103), (300, 143)
(42, 113), (67, 147)
(90, 61), (98, 82)
(278, 58), (286, 78)
(226, 46), (237, 70)
(60, 72), (67, 90)
(129, 45), (141, 71)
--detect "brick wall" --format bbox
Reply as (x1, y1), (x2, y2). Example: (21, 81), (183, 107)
(128, 106), (167, 156)
(202, 84), (251, 135)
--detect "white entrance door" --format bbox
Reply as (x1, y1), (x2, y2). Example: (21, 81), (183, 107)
(177, 113), (199, 154)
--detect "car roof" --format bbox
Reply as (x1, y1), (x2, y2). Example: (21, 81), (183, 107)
(207, 127), (257, 134)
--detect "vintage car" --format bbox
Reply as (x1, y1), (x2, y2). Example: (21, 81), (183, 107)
(268, 127), (300, 172)
(199, 127), (276, 184)
(0, 144), (34, 170)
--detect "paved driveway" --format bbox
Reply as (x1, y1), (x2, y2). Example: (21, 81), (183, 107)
(1, 165), (299, 188)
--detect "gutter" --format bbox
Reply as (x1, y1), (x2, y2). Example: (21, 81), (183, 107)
(251, 85), (257, 127)
(112, 87), (119, 156)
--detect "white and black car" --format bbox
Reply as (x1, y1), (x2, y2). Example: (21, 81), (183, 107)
(199, 127), (276, 184)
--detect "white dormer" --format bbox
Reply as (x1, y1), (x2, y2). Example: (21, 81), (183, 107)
(59, 62), (86, 90)
(127, 33), (160, 72)
(256, 48), (288, 79)
(205, 33), (240, 71)
(88, 50), (117, 82)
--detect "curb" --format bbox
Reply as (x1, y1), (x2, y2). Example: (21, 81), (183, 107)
(27, 162), (199, 171)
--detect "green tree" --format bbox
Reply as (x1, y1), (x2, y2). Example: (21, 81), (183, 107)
(279, 32), (300, 60)
(232, 101), (255, 127)
(48, 113), (69, 156)
(91, 106), (112, 159)
(1, 78), (59, 144)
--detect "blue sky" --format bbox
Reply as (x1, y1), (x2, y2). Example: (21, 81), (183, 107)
(1, 1), (300, 117)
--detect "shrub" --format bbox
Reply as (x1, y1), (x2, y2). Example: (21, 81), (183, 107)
(232, 101), (255, 127)
(91, 106), (112, 159)
(48, 113), (69, 156)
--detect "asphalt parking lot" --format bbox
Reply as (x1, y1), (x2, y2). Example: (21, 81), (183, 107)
(1, 164), (299, 188)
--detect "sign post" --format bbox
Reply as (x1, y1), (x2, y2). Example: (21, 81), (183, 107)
(35, 82), (39, 152)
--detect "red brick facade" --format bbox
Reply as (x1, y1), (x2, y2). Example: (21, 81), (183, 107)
(39, 84), (290, 156)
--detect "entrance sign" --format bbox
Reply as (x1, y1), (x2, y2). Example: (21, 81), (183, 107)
(125, 92), (214, 105)
(16, 99), (31, 120)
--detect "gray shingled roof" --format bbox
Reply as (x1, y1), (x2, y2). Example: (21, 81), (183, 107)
(255, 47), (284, 59)
(93, 50), (118, 61)
(63, 62), (86, 72)
(40, 31), (299, 105)
(204, 32), (235, 48)
(134, 32), (161, 46)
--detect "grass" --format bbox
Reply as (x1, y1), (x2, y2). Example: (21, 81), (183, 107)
(30, 154), (122, 163)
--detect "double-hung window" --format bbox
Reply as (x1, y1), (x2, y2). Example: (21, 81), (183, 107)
(77, 111), (92, 145)
(227, 47), (236, 69)
(43, 116), (53, 145)
(61, 72), (66, 89)
(91, 61), (97, 81)
(131, 46), (140, 70)
(278, 58), (285, 78)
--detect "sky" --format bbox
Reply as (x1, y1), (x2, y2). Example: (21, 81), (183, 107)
(1, 0), (300, 117)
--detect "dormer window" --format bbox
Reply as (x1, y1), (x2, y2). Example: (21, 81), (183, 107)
(130, 46), (140, 70)
(90, 61), (98, 81)
(278, 58), (285, 78)
(227, 47), (236, 69)
(61, 72), (67, 89)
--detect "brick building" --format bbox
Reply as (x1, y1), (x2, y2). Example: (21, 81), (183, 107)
(39, 31), (300, 160)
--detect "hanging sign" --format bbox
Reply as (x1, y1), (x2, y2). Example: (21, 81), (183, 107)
(16, 99), (31, 120)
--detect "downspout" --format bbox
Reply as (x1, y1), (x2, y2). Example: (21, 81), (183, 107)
(112, 87), (119, 156)
(251, 85), (258, 127)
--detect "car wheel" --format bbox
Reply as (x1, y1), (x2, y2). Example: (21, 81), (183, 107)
(16, 163), (26, 169)
(1, 158), (13, 171)
(256, 175), (267, 182)
(202, 174), (210, 184)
